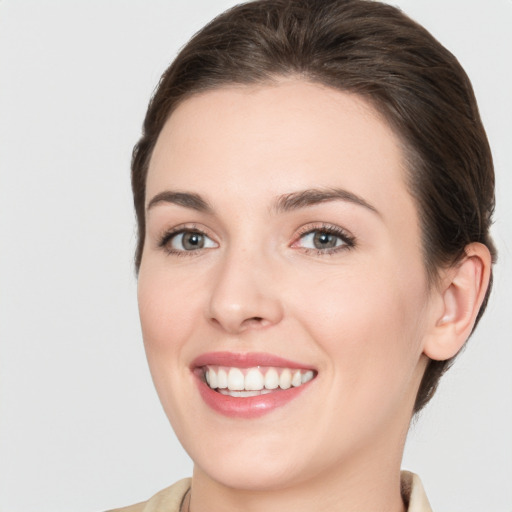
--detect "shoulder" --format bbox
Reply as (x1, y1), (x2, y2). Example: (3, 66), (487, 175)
(105, 478), (191, 512)
(400, 471), (433, 512)
(106, 502), (146, 512)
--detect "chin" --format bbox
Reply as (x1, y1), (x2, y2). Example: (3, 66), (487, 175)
(195, 457), (308, 492)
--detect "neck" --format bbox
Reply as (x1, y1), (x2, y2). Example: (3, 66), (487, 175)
(188, 441), (407, 512)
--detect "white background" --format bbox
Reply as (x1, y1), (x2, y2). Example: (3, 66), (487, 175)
(0, 1), (511, 511)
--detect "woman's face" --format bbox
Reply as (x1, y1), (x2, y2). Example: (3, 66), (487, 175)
(138, 81), (434, 490)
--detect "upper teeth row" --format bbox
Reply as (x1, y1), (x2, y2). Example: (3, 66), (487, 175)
(205, 366), (315, 391)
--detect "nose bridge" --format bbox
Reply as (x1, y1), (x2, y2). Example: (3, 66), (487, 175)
(207, 242), (283, 333)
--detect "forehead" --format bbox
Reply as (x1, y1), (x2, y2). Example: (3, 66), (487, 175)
(147, 80), (414, 222)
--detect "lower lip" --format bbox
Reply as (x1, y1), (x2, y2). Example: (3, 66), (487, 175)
(196, 378), (312, 418)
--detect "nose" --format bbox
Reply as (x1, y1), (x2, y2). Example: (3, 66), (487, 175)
(207, 248), (284, 334)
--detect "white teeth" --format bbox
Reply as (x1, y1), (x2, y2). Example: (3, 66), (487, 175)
(204, 366), (316, 394)
(208, 368), (218, 389)
(279, 368), (291, 389)
(227, 368), (245, 391)
(217, 368), (228, 389)
(264, 368), (279, 389)
(219, 389), (273, 397)
(245, 368), (264, 391)
(301, 370), (314, 384)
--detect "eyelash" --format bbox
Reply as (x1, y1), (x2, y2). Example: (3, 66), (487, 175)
(293, 223), (356, 255)
(158, 224), (217, 257)
(157, 223), (356, 257)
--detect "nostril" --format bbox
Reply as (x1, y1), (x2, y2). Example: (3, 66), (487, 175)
(242, 317), (267, 329)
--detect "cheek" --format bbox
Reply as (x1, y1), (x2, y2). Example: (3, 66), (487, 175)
(136, 263), (197, 402)
(137, 261), (204, 351)
(136, 264), (205, 433)
(291, 262), (428, 398)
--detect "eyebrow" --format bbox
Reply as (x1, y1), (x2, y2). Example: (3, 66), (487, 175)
(146, 191), (212, 213)
(146, 187), (380, 217)
(274, 188), (380, 216)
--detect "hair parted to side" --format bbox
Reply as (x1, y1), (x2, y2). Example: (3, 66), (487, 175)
(131, 0), (496, 413)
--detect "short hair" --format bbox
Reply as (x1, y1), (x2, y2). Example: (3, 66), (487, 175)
(131, 0), (497, 413)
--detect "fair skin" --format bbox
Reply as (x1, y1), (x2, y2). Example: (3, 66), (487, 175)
(138, 80), (490, 512)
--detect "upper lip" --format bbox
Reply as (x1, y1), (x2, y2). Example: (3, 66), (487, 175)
(191, 351), (315, 370)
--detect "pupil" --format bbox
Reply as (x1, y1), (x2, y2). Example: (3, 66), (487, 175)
(313, 231), (336, 249)
(183, 232), (204, 250)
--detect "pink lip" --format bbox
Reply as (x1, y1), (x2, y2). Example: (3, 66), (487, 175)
(191, 351), (313, 369)
(191, 352), (316, 419)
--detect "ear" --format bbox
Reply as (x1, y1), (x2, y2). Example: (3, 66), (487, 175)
(423, 243), (492, 361)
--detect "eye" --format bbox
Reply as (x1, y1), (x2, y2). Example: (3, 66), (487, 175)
(160, 229), (218, 253)
(300, 231), (343, 249)
(294, 225), (355, 253)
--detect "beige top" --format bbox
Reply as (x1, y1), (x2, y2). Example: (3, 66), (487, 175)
(107, 471), (432, 512)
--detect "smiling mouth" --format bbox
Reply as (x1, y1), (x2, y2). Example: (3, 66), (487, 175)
(203, 366), (316, 397)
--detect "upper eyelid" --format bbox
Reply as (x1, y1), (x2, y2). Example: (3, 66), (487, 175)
(158, 223), (210, 237)
(294, 222), (355, 239)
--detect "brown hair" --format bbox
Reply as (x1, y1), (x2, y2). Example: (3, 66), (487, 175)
(131, 0), (496, 413)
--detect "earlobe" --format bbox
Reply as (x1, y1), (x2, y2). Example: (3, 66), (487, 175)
(423, 243), (492, 361)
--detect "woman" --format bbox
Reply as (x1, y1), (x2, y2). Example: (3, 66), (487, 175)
(112, 0), (495, 510)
